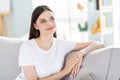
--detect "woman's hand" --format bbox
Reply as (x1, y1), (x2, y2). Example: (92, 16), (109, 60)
(70, 52), (84, 78)
(62, 53), (80, 75)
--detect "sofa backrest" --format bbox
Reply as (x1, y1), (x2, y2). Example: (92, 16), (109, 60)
(0, 37), (25, 80)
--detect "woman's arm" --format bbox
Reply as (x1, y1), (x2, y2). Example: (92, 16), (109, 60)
(23, 66), (67, 80)
(73, 41), (105, 55)
(23, 53), (80, 80)
(39, 70), (67, 80)
(69, 41), (105, 78)
(23, 66), (38, 80)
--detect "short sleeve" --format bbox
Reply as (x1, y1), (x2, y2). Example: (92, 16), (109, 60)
(59, 39), (76, 54)
(64, 40), (76, 52)
(19, 43), (34, 66)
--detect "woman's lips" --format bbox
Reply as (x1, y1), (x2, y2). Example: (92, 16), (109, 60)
(46, 27), (53, 30)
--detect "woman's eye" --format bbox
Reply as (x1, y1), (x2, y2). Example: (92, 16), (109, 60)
(50, 17), (55, 21)
(40, 20), (46, 23)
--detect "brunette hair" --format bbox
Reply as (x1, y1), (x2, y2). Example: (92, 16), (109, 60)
(29, 5), (56, 40)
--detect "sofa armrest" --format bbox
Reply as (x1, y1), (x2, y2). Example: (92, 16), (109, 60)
(62, 47), (113, 80)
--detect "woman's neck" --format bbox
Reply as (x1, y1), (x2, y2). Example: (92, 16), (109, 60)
(35, 35), (54, 51)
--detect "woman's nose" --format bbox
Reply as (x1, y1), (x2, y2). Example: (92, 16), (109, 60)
(47, 20), (52, 25)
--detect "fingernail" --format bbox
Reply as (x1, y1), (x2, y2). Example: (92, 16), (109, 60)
(70, 75), (73, 78)
(77, 71), (79, 74)
(74, 74), (76, 78)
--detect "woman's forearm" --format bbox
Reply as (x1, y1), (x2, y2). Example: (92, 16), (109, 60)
(79, 41), (105, 55)
(39, 69), (67, 80)
(39, 51), (80, 80)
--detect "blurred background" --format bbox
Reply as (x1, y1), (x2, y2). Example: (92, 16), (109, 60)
(0, 0), (120, 47)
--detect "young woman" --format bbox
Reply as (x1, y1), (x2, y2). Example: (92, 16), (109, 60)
(15, 5), (105, 80)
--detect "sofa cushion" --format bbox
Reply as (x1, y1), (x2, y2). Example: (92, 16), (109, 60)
(76, 73), (95, 80)
(62, 47), (112, 80)
(0, 37), (25, 80)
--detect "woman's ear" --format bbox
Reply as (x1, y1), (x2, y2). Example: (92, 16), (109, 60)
(34, 23), (38, 30)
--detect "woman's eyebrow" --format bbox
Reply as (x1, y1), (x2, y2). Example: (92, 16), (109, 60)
(39, 16), (54, 21)
(39, 18), (46, 21)
(50, 16), (54, 18)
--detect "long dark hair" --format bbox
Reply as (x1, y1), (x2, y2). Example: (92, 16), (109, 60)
(29, 5), (57, 40)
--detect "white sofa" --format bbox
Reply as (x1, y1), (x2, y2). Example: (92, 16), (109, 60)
(0, 37), (120, 80)
(0, 37), (24, 80)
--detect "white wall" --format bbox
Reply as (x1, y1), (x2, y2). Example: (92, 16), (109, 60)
(0, 0), (10, 12)
(4, 0), (32, 38)
(113, 0), (120, 47)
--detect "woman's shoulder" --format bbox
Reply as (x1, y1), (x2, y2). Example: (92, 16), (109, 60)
(20, 39), (34, 48)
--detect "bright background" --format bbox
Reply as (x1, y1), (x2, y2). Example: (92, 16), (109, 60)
(0, 0), (120, 47)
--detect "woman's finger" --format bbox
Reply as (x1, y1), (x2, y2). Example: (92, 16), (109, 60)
(70, 68), (74, 78)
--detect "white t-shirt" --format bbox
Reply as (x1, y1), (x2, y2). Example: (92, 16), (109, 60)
(16, 38), (76, 80)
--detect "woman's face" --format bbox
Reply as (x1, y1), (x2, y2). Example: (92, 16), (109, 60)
(34, 10), (56, 37)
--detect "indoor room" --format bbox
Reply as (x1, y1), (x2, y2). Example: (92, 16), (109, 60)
(0, 0), (120, 80)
